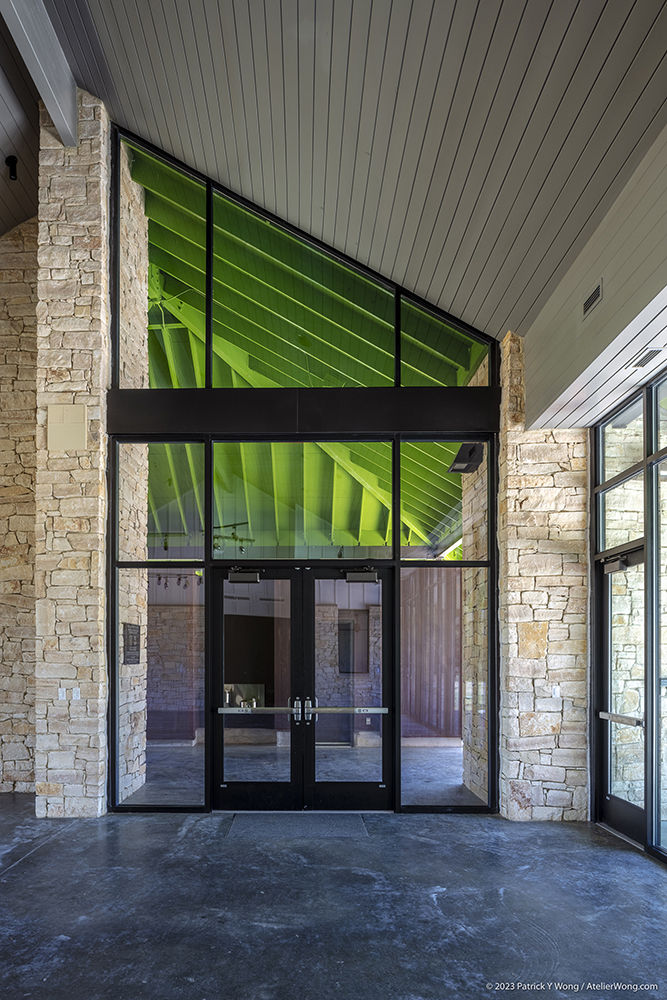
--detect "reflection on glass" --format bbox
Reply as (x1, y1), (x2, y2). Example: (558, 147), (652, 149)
(658, 381), (667, 453)
(222, 578), (291, 782)
(314, 579), (383, 782)
(120, 142), (207, 389)
(400, 567), (487, 806)
(400, 442), (487, 560)
(601, 396), (643, 482)
(599, 472), (644, 552)
(212, 191), (394, 388)
(117, 568), (205, 806)
(213, 441), (392, 559)
(118, 442), (205, 561)
(401, 299), (488, 387)
(658, 463), (667, 843)
(609, 563), (645, 807)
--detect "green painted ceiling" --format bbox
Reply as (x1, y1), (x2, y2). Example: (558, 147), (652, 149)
(125, 142), (486, 558)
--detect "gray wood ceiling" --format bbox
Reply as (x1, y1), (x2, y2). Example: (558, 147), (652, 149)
(4, 0), (667, 342)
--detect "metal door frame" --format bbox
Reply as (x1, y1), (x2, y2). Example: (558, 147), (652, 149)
(211, 564), (393, 811)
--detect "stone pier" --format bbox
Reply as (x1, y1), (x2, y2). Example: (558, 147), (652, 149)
(498, 333), (589, 820)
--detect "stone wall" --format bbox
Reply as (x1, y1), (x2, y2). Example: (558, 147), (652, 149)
(34, 92), (111, 818)
(0, 219), (38, 791)
(461, 356), (489, 798)
(499, 332), (588, 821)
(315, 604), (382, 743)
(115, 145), (150, 798)
(146, 604), (205, 726)
(118, 143), (149, 389)
(117, 568), (148, 801)
(608, 563), (645, 805)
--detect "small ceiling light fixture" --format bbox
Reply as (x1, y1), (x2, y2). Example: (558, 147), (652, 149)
(5, 155), (17, 180)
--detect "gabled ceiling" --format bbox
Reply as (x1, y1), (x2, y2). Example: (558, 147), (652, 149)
(3, 0), (667, 343)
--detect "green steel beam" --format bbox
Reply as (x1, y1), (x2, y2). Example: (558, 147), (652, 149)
(185, 443), (204, 532)
(163, 443), (189, 536)
(270, 443), (281, 547)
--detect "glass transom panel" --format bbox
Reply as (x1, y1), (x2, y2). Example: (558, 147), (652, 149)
(600, 396), (643, 483)
(213, 441), (393, 559)
(599, 472), (644, 552)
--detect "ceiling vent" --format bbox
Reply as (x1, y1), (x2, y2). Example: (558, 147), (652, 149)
(629, 348), (663, 369)
(583, 278), (603, 318)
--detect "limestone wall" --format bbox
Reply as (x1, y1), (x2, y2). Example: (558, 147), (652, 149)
(0, 219), (38, 792)
(499, 333), (588, 820)
(117, 568), (148, 801)
(118, 143), (149, 389)
(609, 563), (645, 805)
(115, 145), (150, 799)
(461, 355), (490, 798)
(462, 566), (488, 798)
(34, 92), (111, 818)
(315, 604), (382, 712)
(146, 604), (205, 731)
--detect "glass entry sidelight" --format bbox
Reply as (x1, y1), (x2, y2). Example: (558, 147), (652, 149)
(598, 550), (646, 843)
(212, 567), (392, 810)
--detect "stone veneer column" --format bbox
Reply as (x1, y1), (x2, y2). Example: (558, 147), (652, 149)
(498, 333), (588, 820)
(0, 220), (38, 792)
(34, 92), (110, 818)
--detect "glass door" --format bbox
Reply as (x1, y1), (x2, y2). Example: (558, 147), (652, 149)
(212, 567), (392, 810)
(305, 568), (392, 810)
(598, 550), (646, 842)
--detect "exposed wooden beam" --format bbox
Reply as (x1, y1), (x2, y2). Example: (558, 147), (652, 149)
(0, 0), (77, 146)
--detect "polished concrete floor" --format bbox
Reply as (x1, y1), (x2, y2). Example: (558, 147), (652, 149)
(122, 744), (484, 807)
(1, 794), (666, 1000)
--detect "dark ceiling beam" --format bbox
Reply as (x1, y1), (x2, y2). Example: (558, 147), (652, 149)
(0, 0), (77, 146)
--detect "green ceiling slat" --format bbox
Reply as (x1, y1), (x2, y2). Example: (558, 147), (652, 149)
(357, 487), (366, 547)
(270, 443), (281, 546)
(188, 329), (206, 387)
(163, 443), (190, 536)
(147, 483), (162, 537)
(143, 191), (394, 349)
(147, 330), (173, 388)
(149, 237), (393, 387)
(128, 146), (206, 224)
(185, 443), (205, 531)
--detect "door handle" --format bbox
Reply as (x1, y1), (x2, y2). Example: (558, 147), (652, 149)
(217, 702), (301, 722)
(304, 702), (388, 721)
(598, 711), (645, 728)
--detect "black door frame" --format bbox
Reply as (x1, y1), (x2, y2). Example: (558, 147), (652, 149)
(595, 545), (647, 843)
(211, 564), (394, 811)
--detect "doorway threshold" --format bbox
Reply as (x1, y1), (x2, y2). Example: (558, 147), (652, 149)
(597, 822), (644, 851)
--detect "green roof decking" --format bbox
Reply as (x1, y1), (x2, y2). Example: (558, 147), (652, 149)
(122, 142), (488, 393)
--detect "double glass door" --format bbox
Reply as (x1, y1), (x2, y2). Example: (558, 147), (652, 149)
(598, 550), (646, 842)
(212, 567), (392, 810)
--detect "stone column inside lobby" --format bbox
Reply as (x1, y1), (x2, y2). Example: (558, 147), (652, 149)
(34, 92), (112, 818)
(498, 333), (589, 820)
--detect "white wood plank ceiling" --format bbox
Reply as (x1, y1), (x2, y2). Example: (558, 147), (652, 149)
(5, 0), (667, 342)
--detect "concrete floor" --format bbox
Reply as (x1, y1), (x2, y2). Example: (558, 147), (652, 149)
(122, 744), (484, 807)
(1, 794), (666, 1000)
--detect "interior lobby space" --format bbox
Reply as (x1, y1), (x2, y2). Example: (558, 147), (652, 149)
(2, 793), (664, 1000)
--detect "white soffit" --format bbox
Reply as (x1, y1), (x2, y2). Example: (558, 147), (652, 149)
(529, 287), (667, 428)
(39, 0), (667, 340)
